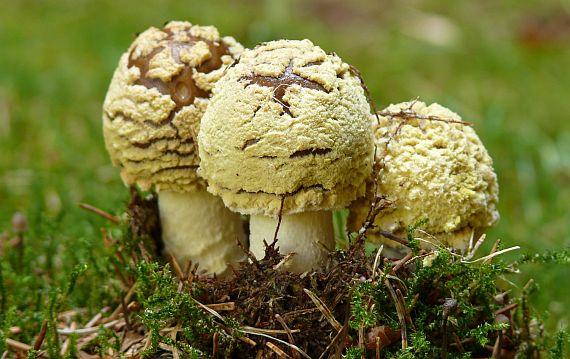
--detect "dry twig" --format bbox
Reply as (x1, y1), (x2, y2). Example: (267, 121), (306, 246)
(273, 195), (286, 243)
(78, 203), (120, 224)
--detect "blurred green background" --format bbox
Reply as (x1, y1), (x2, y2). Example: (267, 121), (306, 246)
(1, 0), (569, 341)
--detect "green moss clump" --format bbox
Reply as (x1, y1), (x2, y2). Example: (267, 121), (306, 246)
(1, 191), (568, 358)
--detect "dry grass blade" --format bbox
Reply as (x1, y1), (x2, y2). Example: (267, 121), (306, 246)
(391, 252), (413, 273)
(303, 288), (342, 332)
(193, 298), (264, 353)
(273, 253), (296, 271)
(141, 331), (152, 353)
(33, 319), (48, 350)
(239, 336), (258, 347)
(109, 282), (137, 320)
(239, 329), (311, 359)
(275, 314), (300, 359)
(384, 278), (408, 350)
(170, 324), (181, 359)
(241, 326), (300, 335)
(192, 298), (225, 322)
(318, 322), (348, 359)
(464, 233), (486, 260)
(205, 302), (236, 312)
(78, 203), (120, 224)
(57, 319), (124, 335)
(212, 331), (219, 358)
(280, 308), (319, 320)
(84, 312), (103, 328)
(60, 322), (77, 356)
(404, 253), (432, 268)
(58, 308), (88, 321)
(488, 239), (501, 259)
(120, 332), (145, 354)
(6, 338), (31, 351)
(8, 327), (21, 335)
(371, 245), (384, 281)
(397, 289), (414, 331)
(492, 334), (502, 359)
(385, 274), (407, 288)
(170, 254), (184, 279)
(358, 325), (365, 355)
(464, 246), (520, 264)
(375, 337), (381, 359)
(158, 342), (176, 354)
(266, 341), (293, 358)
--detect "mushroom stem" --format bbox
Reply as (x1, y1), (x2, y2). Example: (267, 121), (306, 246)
(249, 211), (335, 273)
(158, 190), (246, 276)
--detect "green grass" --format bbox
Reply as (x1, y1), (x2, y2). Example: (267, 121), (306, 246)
(1, 0), (569, 355)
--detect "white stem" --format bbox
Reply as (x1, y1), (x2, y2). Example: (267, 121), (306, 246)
(249, 211), (335, 273)
(158, 190), (246, 276)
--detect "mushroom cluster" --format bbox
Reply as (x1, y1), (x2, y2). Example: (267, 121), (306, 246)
(103, 22), (499, 274)
(348, 101), (499, 256)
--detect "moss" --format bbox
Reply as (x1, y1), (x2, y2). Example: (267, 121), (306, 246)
(0, 190), (568, 357)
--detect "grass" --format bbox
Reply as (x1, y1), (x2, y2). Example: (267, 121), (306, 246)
(1, 0), (569, 356)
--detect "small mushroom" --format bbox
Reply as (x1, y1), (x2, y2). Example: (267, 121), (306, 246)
(102, 21), (246, 276)
(198, 40), (374, 272)
(348, 101), (499, 256)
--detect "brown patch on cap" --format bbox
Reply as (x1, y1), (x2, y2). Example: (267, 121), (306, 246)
(289, 148), (332, 158)
(242, 61), (328, 117)
(128, 26), (230, 110)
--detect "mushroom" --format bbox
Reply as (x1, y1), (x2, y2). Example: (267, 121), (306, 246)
(102, 21), (246, 276)
(348, 101), (499, 256)
(198, 40), (374, 272)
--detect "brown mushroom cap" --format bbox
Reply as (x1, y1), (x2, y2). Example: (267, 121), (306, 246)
(103, 21), (243, 192)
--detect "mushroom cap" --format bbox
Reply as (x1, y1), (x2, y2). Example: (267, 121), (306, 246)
(197, 39), (374, 217)
(348, 101), (499, 250)
(103, 21), (243, 192)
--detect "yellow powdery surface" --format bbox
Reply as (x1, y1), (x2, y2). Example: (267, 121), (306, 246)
(198, 39), (374, 216)
(348, 101), (499, 251)
(103, 21), (243, 193)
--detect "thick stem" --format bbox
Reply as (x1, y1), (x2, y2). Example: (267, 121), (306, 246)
(249, 211), (335, 273)
(158, 190), (246, 276)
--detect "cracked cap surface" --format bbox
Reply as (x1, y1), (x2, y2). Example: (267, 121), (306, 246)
(348, 101), (499, 251)
(198, 39), (374, 216)
(103, 21), (243, 192)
